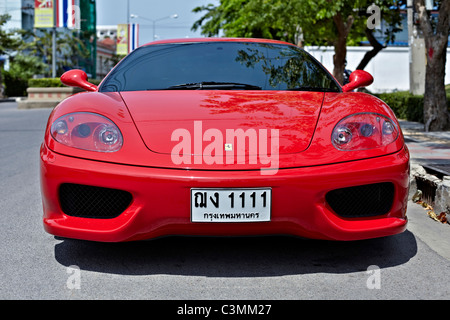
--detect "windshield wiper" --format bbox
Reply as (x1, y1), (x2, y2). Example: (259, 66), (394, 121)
(287, 86), (338, 92)
(158, 82), (262, 90)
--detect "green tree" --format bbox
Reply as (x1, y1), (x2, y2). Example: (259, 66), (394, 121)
(21, 29), (90, 77)
(356, 2), (404, 70)
(0, 14), (24, 97)
(2, 54), (47, 97)
(192, 0), (304, 44)
(192, 0), (403, 84)
(0, 14), (22, 55)
(7, 54), (47, 80)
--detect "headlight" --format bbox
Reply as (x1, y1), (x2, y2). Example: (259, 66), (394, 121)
(332, 113), (399, 151)
(50, 112), (123, 152)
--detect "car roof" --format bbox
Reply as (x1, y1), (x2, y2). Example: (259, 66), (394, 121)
(141, 37), (297, 48)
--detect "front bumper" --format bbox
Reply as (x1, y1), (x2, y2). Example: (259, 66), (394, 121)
(40, 144), (409, 242)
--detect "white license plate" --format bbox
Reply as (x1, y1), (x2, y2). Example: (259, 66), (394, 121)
(191, 188), (271, 222)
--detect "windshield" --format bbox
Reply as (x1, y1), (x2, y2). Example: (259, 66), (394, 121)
(99, 41), (341, 92)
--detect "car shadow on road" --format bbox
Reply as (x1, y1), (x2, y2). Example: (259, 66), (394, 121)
(53, 230), (418, 277)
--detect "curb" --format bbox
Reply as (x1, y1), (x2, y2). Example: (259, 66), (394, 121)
(0, 97), (21, 103)
(400, 120), (450, 217)
(409, 162), (450, 217)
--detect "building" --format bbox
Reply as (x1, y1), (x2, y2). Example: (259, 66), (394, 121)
(96, 36), (115, 79)
(0, 0), (34, 32)
(78, 0), (97, 79)
(96, 25), (117, 78)
(97, 25), (117, 41)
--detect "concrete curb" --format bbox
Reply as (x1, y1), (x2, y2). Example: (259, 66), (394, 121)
(400, 120), (449, 217)
(409, 162), (450, 215)
(0, 97), (24, 103)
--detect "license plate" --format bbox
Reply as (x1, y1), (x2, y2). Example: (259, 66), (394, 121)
(191, 188), (271, 222)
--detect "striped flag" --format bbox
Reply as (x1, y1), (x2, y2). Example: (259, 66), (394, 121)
(128, 23), (139, 53)
(55, 0), (80, 29)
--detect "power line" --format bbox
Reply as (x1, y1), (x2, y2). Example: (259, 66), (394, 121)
(138, 25), (192, 29)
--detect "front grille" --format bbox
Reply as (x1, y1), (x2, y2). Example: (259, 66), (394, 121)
(326, 182), (395, 218)
(59, 183), (133, 219)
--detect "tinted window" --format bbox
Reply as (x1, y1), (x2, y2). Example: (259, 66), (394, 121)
(99, 42), (341, 92)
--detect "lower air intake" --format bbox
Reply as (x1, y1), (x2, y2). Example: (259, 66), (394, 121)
(326, 182), (395, 218)
(59, 183), (133, 219)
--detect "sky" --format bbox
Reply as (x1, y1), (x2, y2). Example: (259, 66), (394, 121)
(96, 0), (219, 45)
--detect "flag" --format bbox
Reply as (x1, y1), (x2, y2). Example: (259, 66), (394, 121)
(55, 0), (80, 29)
(128, 24), (139, 53)
(34, 0), (54, 28)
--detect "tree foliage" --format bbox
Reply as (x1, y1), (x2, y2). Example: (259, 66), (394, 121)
(192, 0), (303, 43)
(20, 29), (90, 77)
(1, 13), (91, 96)
(0, 14), (23, 56)
(192, 0), (403, 84)
(0, 14), (26, 97)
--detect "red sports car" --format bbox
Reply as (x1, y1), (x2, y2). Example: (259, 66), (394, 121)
(40, 38), (409, 242)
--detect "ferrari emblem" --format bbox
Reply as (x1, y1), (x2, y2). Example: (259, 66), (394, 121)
(224, 143), (233, 151)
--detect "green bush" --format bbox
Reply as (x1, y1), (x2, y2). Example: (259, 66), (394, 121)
(374, 91), (450, 123)
(90, 79), (102, 85)
(3, 70), (28, 97)
(28, 77), (101, 88)
(28, 78), (65, 88)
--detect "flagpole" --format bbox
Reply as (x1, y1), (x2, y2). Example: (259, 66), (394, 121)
(52, 27), (56, 78)
(52, 0), (57, 78)
(127, 0), (130, 25)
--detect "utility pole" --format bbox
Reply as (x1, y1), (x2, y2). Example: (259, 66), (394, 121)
(127, 0), (130, 25)
(52, 3), (57, 78)
(408, 0), (426, 95)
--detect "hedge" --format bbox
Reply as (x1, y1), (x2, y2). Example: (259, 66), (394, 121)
(28, 77), (101, 88)
(28, 78), (65, 88)
(3, 71), (28, 97)
(374, 91), (450, 124)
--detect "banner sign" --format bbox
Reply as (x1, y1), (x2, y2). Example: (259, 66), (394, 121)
(116, 24), (129, 55)
(34, 0), (54, 28)
(116, 24), (139, 55)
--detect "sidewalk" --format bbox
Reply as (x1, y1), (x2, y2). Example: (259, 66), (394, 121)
(399, 120), (450, 217)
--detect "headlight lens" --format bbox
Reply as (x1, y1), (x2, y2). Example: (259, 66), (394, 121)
(332, 113), (399, 151)
(50, 112), (123, 152)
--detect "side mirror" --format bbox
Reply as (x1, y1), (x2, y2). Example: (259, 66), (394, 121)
(341, 70), (373, 93)
(60, 69), (98, 92)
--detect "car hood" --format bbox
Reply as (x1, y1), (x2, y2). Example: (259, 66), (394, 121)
(120, 91), (324, 156)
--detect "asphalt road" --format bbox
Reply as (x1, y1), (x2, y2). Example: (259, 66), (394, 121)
(1, 101), (449, 300)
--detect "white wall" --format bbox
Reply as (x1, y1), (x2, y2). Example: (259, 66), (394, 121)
(305, 46), (450, 93)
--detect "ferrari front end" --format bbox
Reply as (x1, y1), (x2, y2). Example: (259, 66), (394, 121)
(40, 38), (409, 242)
